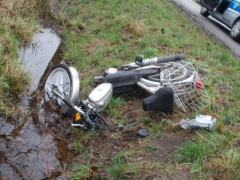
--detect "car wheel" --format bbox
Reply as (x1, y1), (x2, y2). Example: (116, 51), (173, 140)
(230, 19), (240, 41)
(200, 6), (209, 17)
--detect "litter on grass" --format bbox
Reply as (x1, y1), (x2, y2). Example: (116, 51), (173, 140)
(180, 114), (216, 130)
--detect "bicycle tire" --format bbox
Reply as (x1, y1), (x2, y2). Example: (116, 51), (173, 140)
(148, 62), (188, 83)
(44, 64), (78, 114)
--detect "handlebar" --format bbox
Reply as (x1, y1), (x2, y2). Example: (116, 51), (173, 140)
(143, 54), (185, 65)
(122, 54), (185, 69)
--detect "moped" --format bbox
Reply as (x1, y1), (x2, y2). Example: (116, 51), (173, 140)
(44, 54), (210, 130)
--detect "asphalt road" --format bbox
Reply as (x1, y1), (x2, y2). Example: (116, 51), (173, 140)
(172, 0), (240, 58)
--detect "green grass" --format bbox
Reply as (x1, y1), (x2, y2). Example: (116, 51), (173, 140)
(63, 0), (240, 179)
(73, 140), (84, 154)
(174, 130), (240, 179)
(0, 0), (46, 115)
(175, 140), (212, 163)
(107, 150), (140, 179)
(103, 96), (126, 120)
(71, 149), (96, 180)
(71, 163), (92, 180)
(61, 0), (240, 178)
(0, 0), (71, 115)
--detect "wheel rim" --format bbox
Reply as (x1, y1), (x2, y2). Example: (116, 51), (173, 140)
(44, 67), (71, 105)
(231, 21), (240, 37)
(147, 62), (188, 83)
(161, 62), (188, 82)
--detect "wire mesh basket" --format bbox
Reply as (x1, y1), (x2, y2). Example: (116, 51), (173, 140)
(162, 61), (211, 112)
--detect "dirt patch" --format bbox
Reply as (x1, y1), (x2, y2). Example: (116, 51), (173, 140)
(0, 87), (195, 179)
(58, 90), (194, 179)
(144, 130), (194, 163)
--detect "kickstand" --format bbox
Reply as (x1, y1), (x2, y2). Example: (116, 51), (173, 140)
(115, 122), (138, 131)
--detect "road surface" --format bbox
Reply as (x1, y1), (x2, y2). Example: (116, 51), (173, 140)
(172, 0), (240, 57)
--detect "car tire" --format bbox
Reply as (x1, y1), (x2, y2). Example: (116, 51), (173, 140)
(230, 19), (240, 41)
(200, 6), (209, 17)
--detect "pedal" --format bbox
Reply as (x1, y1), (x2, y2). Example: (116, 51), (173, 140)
(143, 88), (174, 112)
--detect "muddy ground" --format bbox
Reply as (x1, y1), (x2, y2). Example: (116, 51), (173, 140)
(39, 90), (195, 179)
(0, 26), (216, 179)
(0, 80), (198, 180)
(0, 13), (214, 180)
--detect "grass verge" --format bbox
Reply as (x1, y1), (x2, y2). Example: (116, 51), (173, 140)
(0, 0), (67, 115)
(62, 0), (240, 179)
(0, 0), (42, 114)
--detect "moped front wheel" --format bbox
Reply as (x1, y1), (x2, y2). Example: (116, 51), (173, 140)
(44, 64), (80, 114)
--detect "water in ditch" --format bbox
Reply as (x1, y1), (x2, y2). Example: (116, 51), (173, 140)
(0, 29), (74, 180)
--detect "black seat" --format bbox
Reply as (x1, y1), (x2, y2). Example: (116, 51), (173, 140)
(143, 87), (174, 112)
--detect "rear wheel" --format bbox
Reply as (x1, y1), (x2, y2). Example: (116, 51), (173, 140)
(200, 6), (209, 17)
(230, 19), (240, 41)
(148, 62), (188, 83)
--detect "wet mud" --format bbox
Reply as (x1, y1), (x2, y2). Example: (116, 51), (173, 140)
(0, 117), (61, 179)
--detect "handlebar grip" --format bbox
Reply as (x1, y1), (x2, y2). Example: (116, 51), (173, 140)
(142, 54), (185, 66)
(157, 54), (185, 63)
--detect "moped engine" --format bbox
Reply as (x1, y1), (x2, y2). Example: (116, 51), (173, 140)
(84, 83), (113, 112)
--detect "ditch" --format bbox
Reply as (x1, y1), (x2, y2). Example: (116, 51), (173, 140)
(0, 29), (74, 180)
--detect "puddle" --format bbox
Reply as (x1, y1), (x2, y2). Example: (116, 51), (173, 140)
(19, 28), (61, 91)
(0, 29), (73, 179)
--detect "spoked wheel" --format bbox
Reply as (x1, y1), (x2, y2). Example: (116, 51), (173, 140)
(44, 64), (80, 114)
(148, 62), (188, 83)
